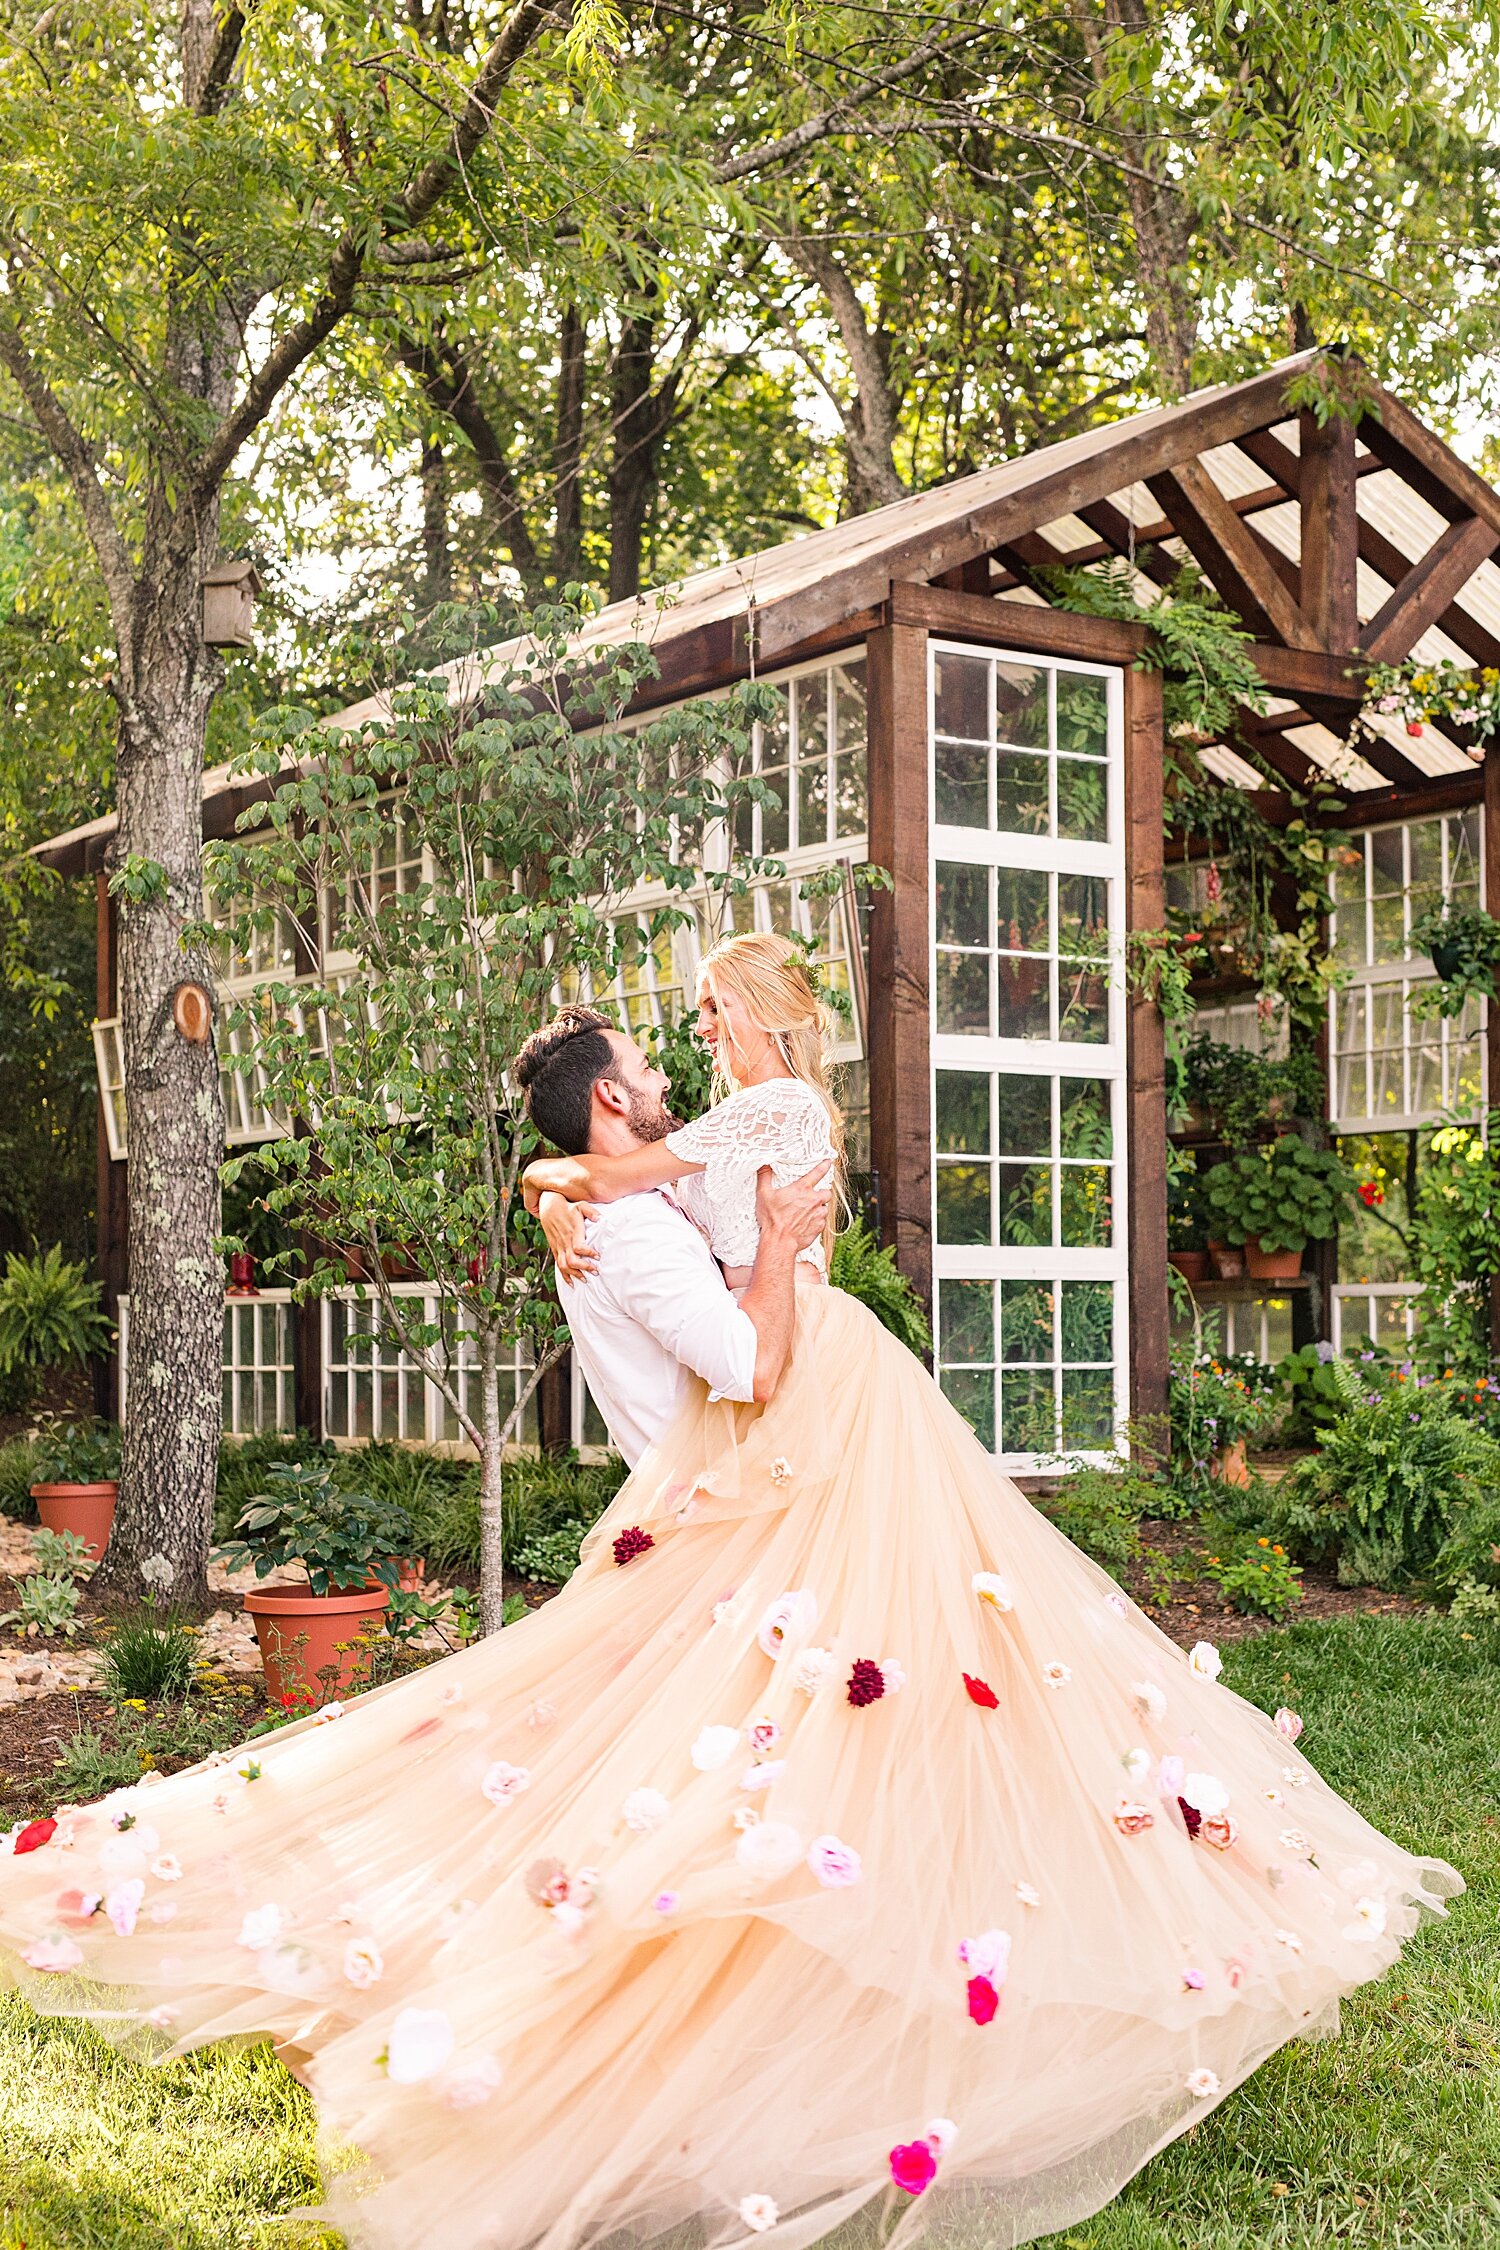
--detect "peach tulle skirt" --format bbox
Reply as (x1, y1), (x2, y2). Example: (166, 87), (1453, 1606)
(0, 1286), (1460, 2250)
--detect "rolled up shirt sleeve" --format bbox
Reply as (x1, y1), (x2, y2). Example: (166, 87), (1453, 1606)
(607, 1199), (758, 1402)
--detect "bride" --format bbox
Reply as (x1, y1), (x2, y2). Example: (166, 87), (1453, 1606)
(0, 931), (1460, 2250)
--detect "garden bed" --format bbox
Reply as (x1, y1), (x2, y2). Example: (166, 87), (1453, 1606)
(1130, 1516), (1427, 1644)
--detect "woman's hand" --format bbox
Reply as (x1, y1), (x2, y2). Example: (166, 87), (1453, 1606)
(539, 1190), (601, 1283)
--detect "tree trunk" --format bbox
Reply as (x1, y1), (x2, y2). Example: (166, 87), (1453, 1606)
(98, 546), (227, 1605)
(420, 437), (452, 609)
(477, 1339), (507, 1634)
(553, 304), (586, 585)
(608, 309), (670, 603)
(1081, 0), (1198, 397)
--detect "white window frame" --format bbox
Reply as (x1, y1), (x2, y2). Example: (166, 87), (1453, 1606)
(928, 638), (1129, 1471)
(119, 1291), (298, 1437)
(1331, 1281), (1421, 1353)
(321, 1283), (537, 1449)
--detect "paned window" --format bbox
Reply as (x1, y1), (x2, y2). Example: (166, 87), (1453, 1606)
(929, 640), (1126, 1468)
(223, 1298), (296, 1434)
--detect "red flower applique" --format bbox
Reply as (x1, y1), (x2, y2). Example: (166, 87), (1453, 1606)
(889, 2140), (938, 2196)
(13, 1817), (56, 1855)
(1177, 1795), (1202, 1839)
(846, 1658), (885, 1708)
(613, 1526), (655, 1567)
(963, 1672), (998, 1709)
(966, 1975), (1000, 2025)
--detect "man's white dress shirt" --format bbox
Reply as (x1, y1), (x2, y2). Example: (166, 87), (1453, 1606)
(556, 1191), (757, 1467)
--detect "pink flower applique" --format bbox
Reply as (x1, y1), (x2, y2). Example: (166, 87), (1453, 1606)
(739, 2192), (779, 2232)
(1186, 2067), (1220, 2099)
(652, 1890), (679, 1915)
(1113, 1800), (1155, 1836)
(481, 1761), (531, 1808)
(888, 2119), (954, 2196)
(768, 1457), (794, 1487)
(1181, 1967), (1205, 1991)
(966, 1976), (999, 2024)
(23, 1932), (83, 1972)
(747, 1718), (782, 1757)
(806, 1835), (862, 1888)
(1274, 1707), (1303, 1742)
(105, 1879), (145, 1937)
(758, 1590), (819, 1659)
(1201, 1812), (1238, 1852)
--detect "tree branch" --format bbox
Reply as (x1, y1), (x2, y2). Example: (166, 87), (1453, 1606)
(188, 0), (560, 503)
(0, 312), (136, 648)
(714, 22), (996, 185)
(193, 2), (247, 115)
(394, 331), (546, 593)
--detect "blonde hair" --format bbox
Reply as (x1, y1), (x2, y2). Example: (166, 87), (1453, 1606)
(697, 931), (846, 1251)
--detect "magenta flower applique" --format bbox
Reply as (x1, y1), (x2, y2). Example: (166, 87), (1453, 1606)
(613, 1527), (655, 1567)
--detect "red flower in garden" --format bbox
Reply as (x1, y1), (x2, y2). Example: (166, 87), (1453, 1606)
(963, 1672), (998, 1709)
(846, 1658), (886, 1708)
(966, 1975), (1000, 2025)
(613, 1526), (655, 1567)
(13, 1817), (56, 1855)
(889, 2140), (939, 2196)
(1358, 1181), (1384, 1207)
(1177, 1796), (1203, 1840)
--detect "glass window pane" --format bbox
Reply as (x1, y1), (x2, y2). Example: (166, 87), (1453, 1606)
(996, 1162), (1052, 1247)
(996, 956), (1052, 1041)
(1370, 826), (1404, 892)
(1057, 758), (1108, 844)
(935, 739), (988, 828)
(1057, 963), (1109, 1044)
(937, 951), (991, 1036)
(1059, 1164), (1113, 1247)
(994, 663), (1047, 749)
(936, 862), (990, 948)
(936, 1071), (991, 1154)
(934, 653), (989, 742)
(1449, 808), (1481, 898)
(1332, 842), (1368, 967)
(936, 1162), (992, 1245)
(1060, 1280), (1114, 1361)
(1370, 887), (1404, 963)
(994, 750), (1049, 836)
(1055, 671), (1108, 757)
(939, 1279), (994, 1364)
(1058, 1079), (1112, 1158)
(1060, 1368), (1115, 1450)
(1001, 1367), (1056, 1454)
(760, 769), (790, 856)
(796, 676), (830, 846)
(942, 1367), (995, 1451)
(1057, 873), (1109, 957)
(1000, 1279), (1054, 1362)
(994, 1074), (1052, 1157)
(833, 665), (867, 835)
(995, 867), (1050, 953)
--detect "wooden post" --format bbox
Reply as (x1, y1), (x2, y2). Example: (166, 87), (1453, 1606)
(1123, 663), (1170, 1440)
(1299, 409), (1359, 652)
(95, 874), (129, 1421)
(866, 612), (933, 1337)
(1486, 739), (1500, 1356)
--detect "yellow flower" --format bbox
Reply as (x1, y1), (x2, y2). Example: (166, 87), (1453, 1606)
(1257, 1538), (1270, 1549)
(122, 1698), (147, 1712)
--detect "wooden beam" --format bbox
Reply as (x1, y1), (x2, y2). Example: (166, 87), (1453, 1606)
(1074, 499), (1180, 588)
(756, 355), (1322, 658)
(1146, 460), (1317, 649)
(865, 619), (933, 1334)
(1239, 425), (1500, 671)
(1356, 386), (1500, 537)
(1248, 644), (1365, 702)
(1299, 410), (1359, 651)
(1123, 662), (1170, 1439)
(1359, 516), (1500, 663)
(1318, 768), (1482, 827)
(887, 579), (1150, 663)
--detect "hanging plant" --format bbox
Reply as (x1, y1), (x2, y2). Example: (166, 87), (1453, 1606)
(1408, 903), (1500, 1018)
(1364, 658), (1500, 745)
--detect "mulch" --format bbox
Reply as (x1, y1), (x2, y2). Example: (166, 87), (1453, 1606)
(1129, 1516), (1425, 1645)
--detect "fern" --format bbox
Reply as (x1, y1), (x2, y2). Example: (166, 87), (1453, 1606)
(829, 1220), (932, 1356)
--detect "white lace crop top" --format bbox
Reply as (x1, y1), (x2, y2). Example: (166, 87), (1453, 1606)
(665, 1078), (837, 1274)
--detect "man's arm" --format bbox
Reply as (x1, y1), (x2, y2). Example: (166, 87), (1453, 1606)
(739, 1164), (832, 1402)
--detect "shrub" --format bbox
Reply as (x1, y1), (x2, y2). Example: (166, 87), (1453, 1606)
(1037, 1463), (1156, 1572)
(1202, 1533), (1303, 1620)
(0, 1246), (111, 1376)
(515, 1522), (591, 1585)
(0, 1436), (41, 1520)
(1271, 1384), (1500, 1588)
(1169, 1345), (1280, 1471)
(1275, 1340), (1364, 1441)
(829, 1219), (932, 1356)
(0, 1572), (82, 1636)
(96, 1611), (197, 1702)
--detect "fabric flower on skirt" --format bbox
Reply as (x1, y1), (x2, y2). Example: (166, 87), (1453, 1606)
(963, 1673), (998, 1709)
(735, 1821), (804, 1880)
(343, 1937), (384, 1987)
(739, 2193), (779, 2232)
(806, 1835), (862, 1888)
(793, 1646), (836, 1697)
(22, 1933), (83, 1973)
(612, 1526), (655, 1567)
(1131, 1680), (1167, 1725)
(1113, 1800), (1155, 1836)
(622, 1788), (672, 1833)
(846, 1658), (885, 1707)
(1274, 1707), (1304, 1742)
(757, 1590), (819, 1659)
(12, 1818), (57, 1855)
(691, 1725), (741, 1771)
(1188, 1641), (1223, 1681)
(385, 2007), (455, 2084)
(1186, 2068), (1220, 2099)
(481, 1761), (531, 1808)
(972, 1571), (1014, 1613)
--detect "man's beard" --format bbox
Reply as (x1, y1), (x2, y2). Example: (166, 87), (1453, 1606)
(626, 1086), (681, 1144)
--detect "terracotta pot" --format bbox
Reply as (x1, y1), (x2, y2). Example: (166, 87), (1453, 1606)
(1209, 1440), (1251, 1488)
(1206, 1239), (1245, 1282)
(243, 1584), (390, 1708)
(1168, 1250), (1211, 1284)
(1244, 1239), (1302, 1281)
(31, 1481), (117, 1561)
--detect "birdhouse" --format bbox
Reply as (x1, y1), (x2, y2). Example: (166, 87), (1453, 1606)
(201, 558), (262, 649)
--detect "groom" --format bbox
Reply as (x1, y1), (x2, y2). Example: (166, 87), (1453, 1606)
(514, 1005), (829, 1467)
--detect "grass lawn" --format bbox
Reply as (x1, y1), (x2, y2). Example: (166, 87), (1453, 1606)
(1, 1613), (1496, 2250)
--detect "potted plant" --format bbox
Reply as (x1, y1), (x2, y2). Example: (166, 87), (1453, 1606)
(28, 1417), (121, 1559)
(1167, 1160), (1211, 1285)
(1409, 903), (1500, 1019)
(1201, 1136), (1352, 1282)
(1170, 1346), (1280, 1486)
(215, 1460), (417, 1706)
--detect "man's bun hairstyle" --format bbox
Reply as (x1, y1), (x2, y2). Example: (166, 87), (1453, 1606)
(513, 1005), (617, 1156)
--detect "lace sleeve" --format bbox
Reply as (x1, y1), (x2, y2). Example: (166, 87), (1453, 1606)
(666, 1080), (836, 1178)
